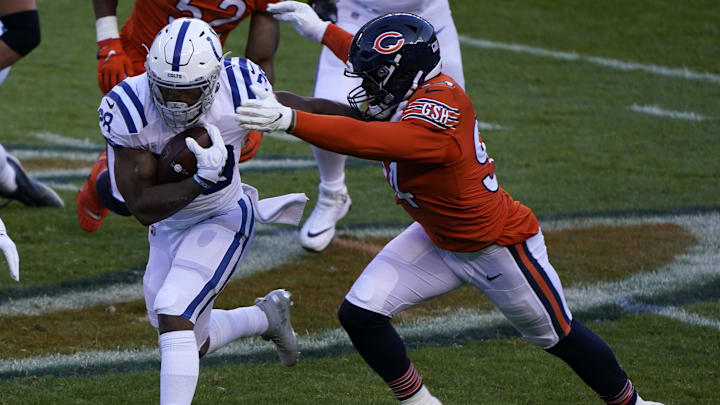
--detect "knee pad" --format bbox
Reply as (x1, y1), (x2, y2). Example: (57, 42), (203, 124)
(337, 299), (390, 332)
(0, 10), (41, 56)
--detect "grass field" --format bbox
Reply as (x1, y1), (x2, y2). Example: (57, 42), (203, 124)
(0, 0), (719, 404)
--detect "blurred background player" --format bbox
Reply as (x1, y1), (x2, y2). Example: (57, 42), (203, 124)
(0, 0), (64, 210)
(272, 0), (465, 252)
(237, 12), (664, 405)
(77, 0), (280, 232)
(100, 18), (305, 404)
(0, 217), (19, 282)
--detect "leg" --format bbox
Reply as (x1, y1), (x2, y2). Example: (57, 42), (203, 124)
(422, 0), (465, 89)
(76, 148), (110, 232)
(448, 230), (658, 404)
(300, 3), (368, 252)
(0, 143), (64, 207)
(339, 222), (462, 404)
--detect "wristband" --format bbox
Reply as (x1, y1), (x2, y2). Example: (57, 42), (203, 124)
(193, 173), (211, 189)
(96, 16), (120, 42)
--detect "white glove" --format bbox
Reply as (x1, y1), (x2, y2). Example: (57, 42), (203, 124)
(236, 84), (294, 132)
(186, 123), (228, 184)
(266, 1), (330, 43)
(0, 218), (19, 282)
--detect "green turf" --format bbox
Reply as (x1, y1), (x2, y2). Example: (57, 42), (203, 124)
(0, 0), (718, 403)
(1, 315), (717, 404)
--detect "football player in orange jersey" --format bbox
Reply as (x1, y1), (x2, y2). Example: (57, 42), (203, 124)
(76, 0), (277, 233)
(236, 10), (664, 405)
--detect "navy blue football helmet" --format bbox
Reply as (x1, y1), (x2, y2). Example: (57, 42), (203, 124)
(345, 13), (442, 120)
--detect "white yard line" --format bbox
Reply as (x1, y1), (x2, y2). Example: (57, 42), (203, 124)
(34, 133), (103, 150)
(628, 104), (708, 121)
(1, 213), (718, 375)
(458, 36), (720, 84)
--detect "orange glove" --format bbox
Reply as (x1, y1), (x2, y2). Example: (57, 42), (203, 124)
(97, 38), (134, 94)
(239, 130), (263, 162)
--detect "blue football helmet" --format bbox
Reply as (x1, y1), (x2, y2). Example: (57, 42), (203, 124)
(345, 13), (442, 120)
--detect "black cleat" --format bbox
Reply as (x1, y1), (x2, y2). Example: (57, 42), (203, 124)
(0, 155), (64, 208)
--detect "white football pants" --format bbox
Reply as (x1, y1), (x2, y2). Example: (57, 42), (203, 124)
(143, 193), (255, 349)
(345, 223), (573, 349)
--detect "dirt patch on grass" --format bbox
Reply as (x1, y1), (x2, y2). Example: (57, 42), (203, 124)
(0, 223), (696, 358)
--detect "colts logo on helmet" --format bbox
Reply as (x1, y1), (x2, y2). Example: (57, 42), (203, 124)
(373, 31), (405, 54)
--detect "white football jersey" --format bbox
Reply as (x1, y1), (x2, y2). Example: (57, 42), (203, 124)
(98, 57), (270, 228)
(346, 0), (433, 14)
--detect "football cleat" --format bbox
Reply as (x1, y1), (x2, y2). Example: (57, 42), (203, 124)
(0, 154), (64, 208)
(254, 289), (299, 367)
(76, 151), (110, 232)
(299, 183), (351, 252)
(636, 397), (664, 405)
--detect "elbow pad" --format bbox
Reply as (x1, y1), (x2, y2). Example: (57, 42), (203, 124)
(0, 10), (41, 56)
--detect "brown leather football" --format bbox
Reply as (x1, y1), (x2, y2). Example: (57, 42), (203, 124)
(156, 126), (210, 184)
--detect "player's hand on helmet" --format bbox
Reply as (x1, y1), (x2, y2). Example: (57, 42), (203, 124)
(186, 123), (228, 184)
(239, 130), (263, 163)
(266, 1), (330, 43)
(0, 219), (19, 282)
(236, 85), (295, 132)
(97, 38), (135, 94)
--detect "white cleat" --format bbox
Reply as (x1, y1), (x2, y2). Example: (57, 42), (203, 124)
(254, 289), (299, 367)
(299, 183), (351, 252)
(636, 397), (664, 405)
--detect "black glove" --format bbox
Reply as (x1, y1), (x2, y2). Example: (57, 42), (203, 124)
(308, 0), (337, 23)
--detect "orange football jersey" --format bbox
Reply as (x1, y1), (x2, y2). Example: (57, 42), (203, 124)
(119, 0), (275, 69)
(293, 73), (538, 252)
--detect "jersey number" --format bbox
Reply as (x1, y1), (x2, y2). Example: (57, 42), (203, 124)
(473, 119), (499, 192)
(383, 162), (419, 208)
(173, 0), (247, 27)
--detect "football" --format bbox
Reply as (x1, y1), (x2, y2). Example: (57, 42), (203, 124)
(156, 126), (211, 184)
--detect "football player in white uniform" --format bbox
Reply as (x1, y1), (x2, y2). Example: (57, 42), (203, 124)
(99, 18), (306, 405)
(268, 0), (465, 252)
(0, 0), (64, 209)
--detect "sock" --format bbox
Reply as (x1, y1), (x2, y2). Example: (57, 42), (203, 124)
(0, 144), (17, 193)
(546, 319), (637, 405)
(338, 300), (423, 400)
(159, 330), (199, 405)
(390, 362), (425, 402)
(95, 170), (131, 216)
(206, 306), (268, 355)
(312, 146), (347, 187)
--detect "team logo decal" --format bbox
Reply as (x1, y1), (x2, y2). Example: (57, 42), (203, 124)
(373, 31), (405, 54)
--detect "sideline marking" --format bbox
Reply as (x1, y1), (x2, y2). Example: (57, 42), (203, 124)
(458, 36), (720, 84)
(628, 104), (708, 121)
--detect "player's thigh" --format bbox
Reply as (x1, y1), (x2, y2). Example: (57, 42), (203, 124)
(441, 231), (572, 348)
(152, 203), (255, 326)
(143, 224), (175, 330)
(313, 1), (370, 100)
(422, 0), (464, 88)
(345, 222), (464, 317)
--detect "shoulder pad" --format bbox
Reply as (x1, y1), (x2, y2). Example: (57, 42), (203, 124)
(221, 57), (272, 109)
(98, 79), (150, 146)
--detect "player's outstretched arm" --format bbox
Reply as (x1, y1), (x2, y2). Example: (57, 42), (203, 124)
(0, 217), (19, 282)
(92, 0), (134, 94)
(0, 0), (41, 70)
